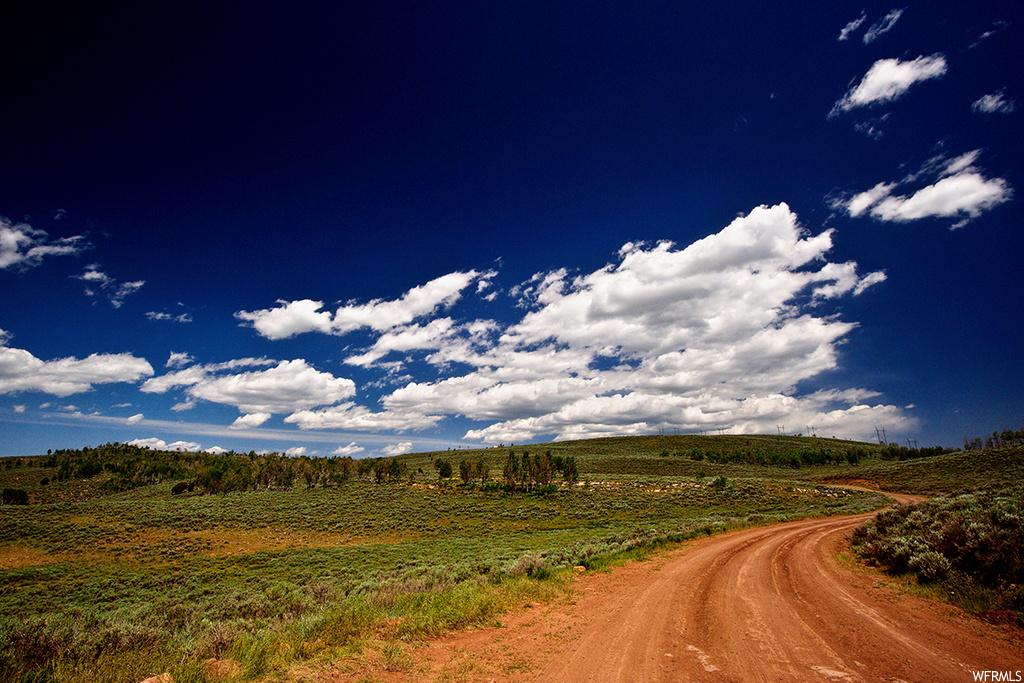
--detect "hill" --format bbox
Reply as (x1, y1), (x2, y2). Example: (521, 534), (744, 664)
(1, 432), (1019, 682)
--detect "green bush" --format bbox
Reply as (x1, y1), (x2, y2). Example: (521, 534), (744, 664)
(852, 486), (1024, 604)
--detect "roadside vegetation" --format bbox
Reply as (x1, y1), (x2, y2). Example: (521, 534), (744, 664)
(845, 430), (1024, 625)
(0, 431), (1015, 682)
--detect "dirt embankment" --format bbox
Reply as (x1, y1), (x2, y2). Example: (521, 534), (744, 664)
(340, 491), (1023, 682)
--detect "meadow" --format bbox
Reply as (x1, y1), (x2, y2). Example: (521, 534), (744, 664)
(0, 433), (1015, 682)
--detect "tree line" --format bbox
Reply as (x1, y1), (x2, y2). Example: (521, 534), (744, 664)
(963, 427), (1024, 451)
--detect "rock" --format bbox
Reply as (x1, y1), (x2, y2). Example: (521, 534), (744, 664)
(140, 674), (174, 683)
(204, 658), (242, 679)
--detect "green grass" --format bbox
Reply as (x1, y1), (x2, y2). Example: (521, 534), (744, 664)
(818, 443), (1024, 494)
(2, 433), (1013, 682)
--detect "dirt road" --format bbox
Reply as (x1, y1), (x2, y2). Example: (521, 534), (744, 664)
(351, 492), (1024, 682)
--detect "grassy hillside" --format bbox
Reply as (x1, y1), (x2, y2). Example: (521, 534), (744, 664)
(819, 443), (1024, 494)
(1, 433), (1015, 682)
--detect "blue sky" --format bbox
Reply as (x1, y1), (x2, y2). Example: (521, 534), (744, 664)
(1, 2), (1020, 457)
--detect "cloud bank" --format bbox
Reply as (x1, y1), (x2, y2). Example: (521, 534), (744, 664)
(197, 204), (910, 444)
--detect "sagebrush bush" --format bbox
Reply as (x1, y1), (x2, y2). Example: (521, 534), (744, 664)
(853, 485), (1024, 595)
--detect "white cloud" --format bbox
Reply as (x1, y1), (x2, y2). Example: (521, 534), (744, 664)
(78, 265), (112, 287)
(862, 8), (905, 44)
(230, 412), (272, 429)
(144, 356), (359, 421)
(838, 11), (866, 41)
(141, 357), (275, 393)
(166, 351), (194, 369)
(0, 333), (154, 397)
(383, 442), (413, 456)
(128, 437), (204, 452)
(232, 204), (911, 444)
(345, 317), (457, 367)
(829, 54), (947, 118)
(362, 204), (906, 443)
(333, 442), (365, 456)
(74, 264), (145, 307)
(148, 311), (193, 324)
(236, 270), (486, 339)
(235, 299), (334, 340)
(972, 89), (1015, 115)
(0, 217), (88, 270)
(285, 446), (308, 457)
(126, 413), (144, 425)
(853, 270), (887, 295)
(13, 404), (26, 413)
(146, 359), (356, 416)
(285, 402), (441, 432)
(834, 150), (1012, 227)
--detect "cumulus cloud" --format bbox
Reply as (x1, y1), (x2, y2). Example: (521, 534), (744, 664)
(862, 8), (905, 44)
(833, 149), (1012, 227)
(141, 357), (275, 393)
(372, 204), (899, 443)
(829, 54), (947, 118)
(126, 413), (144, 425)
(143, 358), (355, 417)
(238, 204), (909, 443)
(383, 442), (413, 456)
(236, 270), (489, 340)
(285, 402), (441, 432)
(333, 442), (365, 456)
(128, 437), (205, 452)
(0, 217), (88, 270)
(971, 89), (1015, 115)
(230, 412), (272, 429)
(285, 446), (308, 457)
(0, 331), (154, 396)
(344, 318), (458, 367)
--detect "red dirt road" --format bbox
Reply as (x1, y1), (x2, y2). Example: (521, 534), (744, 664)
(347, 492), (1024, 682)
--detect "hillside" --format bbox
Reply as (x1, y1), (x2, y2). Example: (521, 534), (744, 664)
(1, 433), (1019, 682)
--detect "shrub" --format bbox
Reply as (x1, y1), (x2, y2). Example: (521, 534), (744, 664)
(853, 486), (1024, 591)
(908, 551), (950, 582)
(2, 488), (28, 505)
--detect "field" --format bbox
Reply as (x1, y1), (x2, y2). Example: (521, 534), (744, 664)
(0, 433), (1017, 682)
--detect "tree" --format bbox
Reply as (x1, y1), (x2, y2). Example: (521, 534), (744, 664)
(503, 451), (519, 489)
(459, 458), (474, 485)
(562, 456), (579, 486)
(435, 458), (452, 479)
